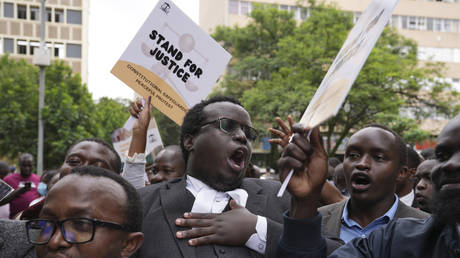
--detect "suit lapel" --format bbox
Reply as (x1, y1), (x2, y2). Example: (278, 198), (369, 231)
(160, 177), (196, 258)
(241, 179), (266, 216)
(322, 201), (346, 238)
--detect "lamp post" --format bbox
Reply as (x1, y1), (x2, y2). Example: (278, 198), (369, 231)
(33, 0), (50, 176)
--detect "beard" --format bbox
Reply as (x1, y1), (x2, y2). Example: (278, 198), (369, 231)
(431, 188), (460, 228)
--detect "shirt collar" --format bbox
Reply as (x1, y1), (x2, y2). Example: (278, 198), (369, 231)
(186, 175), (214, 197)
(342, 194), (399, 228)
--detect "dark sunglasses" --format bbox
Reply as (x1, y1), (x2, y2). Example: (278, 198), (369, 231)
(201, 117), (258, 141)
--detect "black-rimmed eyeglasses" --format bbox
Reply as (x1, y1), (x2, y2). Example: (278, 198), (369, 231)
(201, 117), (258, 141)
(26, 218), (129, 245)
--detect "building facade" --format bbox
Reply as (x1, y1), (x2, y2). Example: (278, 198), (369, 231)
(0, 0), (89, 83)
(199, 0), (460, 91)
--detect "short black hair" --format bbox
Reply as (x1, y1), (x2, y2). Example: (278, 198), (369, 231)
(364, 124), (407, 168)
(19, 153), (34, 163)
(70, 166), (143, 232)
(66, 138), (122, 174)
(180, 96), (243, 163)
(407, 146), (422, 169)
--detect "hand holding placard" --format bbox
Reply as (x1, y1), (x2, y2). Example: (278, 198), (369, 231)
(277, 0), (399, 197)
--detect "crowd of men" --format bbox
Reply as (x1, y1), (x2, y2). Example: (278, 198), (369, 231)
(0, 94), (458, 258)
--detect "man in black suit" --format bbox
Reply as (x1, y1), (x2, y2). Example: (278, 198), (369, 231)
(135, 96), (290, 258)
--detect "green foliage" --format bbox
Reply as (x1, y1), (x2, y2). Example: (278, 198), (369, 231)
(0, 55), (129, 170)
(213, 3), (460, 158)
(152, 109), (181, 146)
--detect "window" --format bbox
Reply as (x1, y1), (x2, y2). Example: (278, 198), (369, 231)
(66, 10), (82, 24)
(300, 8), (309, 20)
(30, 6), (39, 21)
(280, 5), (289, 11)
(17, 40), (27, 54)
(29, 41), (39, 55)
(66, 43), (81, 58)
(54, 43), (64, 58)
(17, 5), (27, 19)
(427, 18), (433, 30)
(46, 8), (52, 22)
(3, 2), (14, 18)
(229, 0), (238, 14)
(55, 9), (63, 23)
(240, 1), (250, 15)
(3, 38), (14, 53)
(401, 16), (407, 29)
(434, 19), (443, 31)
(443, 19), (452, 32)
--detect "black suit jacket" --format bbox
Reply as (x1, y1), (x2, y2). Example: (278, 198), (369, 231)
(134, 177), (290, 258)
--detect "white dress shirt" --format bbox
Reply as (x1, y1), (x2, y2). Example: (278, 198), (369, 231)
(400, 189), (414, 207)
(186, 175), (267, 254)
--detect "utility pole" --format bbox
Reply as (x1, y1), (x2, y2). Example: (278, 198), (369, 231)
(33, 0), (50, 176)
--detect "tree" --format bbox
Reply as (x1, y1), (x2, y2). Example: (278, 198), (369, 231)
(213, 2), (459, 159)
(0, 56), (129, 170)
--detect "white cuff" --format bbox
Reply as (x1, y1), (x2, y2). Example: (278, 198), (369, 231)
(245, 215), (267, 254)
(123, 152), (146, 164)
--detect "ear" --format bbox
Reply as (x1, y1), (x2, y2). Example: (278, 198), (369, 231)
(183, 134), (194, 152)
(120, 232), (144, 258)
(396, 166), (409, 182)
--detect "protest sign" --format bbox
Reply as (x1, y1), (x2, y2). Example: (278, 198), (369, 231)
(299, 0), (399, 128)
(111, 116), (163, 161)
(111, 0), (232, 125)
(278, 0), (400, 197)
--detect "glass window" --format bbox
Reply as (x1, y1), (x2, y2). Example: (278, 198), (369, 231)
(17, 5), (27, 19)
(66, 10), (82, 24)
(444, 19), (452, 32)
(300, 8), (309, 20)
(46, 8), (52, 22)
(240, 1), (250, 15)
(17, 40), (27, 55)
(427, 18), (433, 31)
(55, 9), (63, 23)
(229, 0), (238, 14)
(29, 41), (39, 55)
(3, 2), (14, 18)
(54, 43), (64, 58)
(3, 38), (14, 53)
(280, 5), (289, 11)
(30, 6), (39, 21)
(408, 16), (416, 30)
(66, 43), (81, 58)
(401, 16), (407, 29)
(434, 19), (443, 31)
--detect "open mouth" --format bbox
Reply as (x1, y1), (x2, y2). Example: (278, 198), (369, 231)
(227, 148), (246, 172)
(350, 172), (371, 192)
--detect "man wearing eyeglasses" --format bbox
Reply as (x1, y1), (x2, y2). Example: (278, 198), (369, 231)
(134, 96), (290, 257)
(28, 166), (144, 258)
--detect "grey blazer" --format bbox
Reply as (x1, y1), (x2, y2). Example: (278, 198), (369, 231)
(319, 199), (430, 239)
(0, 220), (36, 258)
(134, 177), (291, 258)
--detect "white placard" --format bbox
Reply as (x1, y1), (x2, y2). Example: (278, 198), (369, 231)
(111, 0), (232, 125)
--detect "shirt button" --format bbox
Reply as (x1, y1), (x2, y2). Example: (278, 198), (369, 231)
(258, 243), (264, 250)
(219, 249), (226, 254)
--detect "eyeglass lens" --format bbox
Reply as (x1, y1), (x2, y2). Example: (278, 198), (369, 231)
(28, 219), (94, 244)
(220, 118), (257, 140)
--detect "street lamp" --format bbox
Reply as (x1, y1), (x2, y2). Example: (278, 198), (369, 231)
(33, 0), (50, 176)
